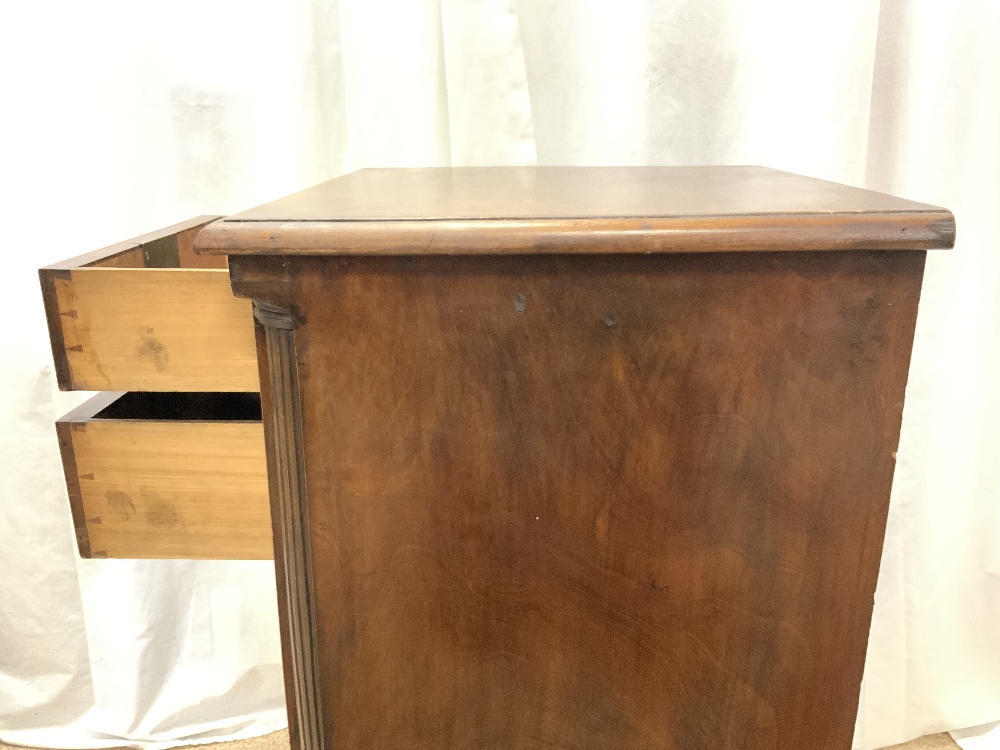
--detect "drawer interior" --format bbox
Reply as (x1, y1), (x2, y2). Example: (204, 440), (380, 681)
(80, 221), (228, 270)
(58, 391), (270, 560)
(94, 391), (262, 421)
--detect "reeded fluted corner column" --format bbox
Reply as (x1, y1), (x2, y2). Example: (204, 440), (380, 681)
(252, 300), (325, 750)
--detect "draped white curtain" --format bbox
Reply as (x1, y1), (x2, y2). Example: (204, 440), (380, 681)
(1, 1), (997, 749)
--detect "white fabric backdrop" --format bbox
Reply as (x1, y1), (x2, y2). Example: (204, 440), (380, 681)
(0, 1), (997, 748)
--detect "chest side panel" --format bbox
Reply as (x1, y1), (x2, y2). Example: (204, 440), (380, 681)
(291, 250), (924, 750)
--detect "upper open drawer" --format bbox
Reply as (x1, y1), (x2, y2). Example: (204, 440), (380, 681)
(39, 217), (259, 392)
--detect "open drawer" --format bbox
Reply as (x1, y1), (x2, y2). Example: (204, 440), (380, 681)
(40, 217), (259, 392)
(57, 391), (272, 560)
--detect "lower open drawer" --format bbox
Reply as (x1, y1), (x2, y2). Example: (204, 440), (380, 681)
(57, 392), (272, 560)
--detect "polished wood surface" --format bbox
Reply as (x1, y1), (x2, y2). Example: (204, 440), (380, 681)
(253, 307), (321, 750)
(255, 323), (302, 750)
(208, 168), (953, 749)
(40, 218), (258, 392)
(222, 166), (945, 220)
(57, 391), (270, 559)
(236, 246), (925, 750)
(195, 166), (954, 255)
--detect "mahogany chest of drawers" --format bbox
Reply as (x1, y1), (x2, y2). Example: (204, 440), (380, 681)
(43, 167), (955, 750)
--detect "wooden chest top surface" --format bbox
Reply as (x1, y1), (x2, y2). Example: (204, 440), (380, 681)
(195, 166), (954, 256)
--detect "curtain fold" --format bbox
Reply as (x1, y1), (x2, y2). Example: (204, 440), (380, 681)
(0, 1), (997, 748)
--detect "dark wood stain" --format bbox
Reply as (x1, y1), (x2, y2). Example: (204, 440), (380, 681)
(256, 323), (302, 750)
(142, 234), (182, 268)
(263, 250), (927, 750)
(40, 269), (75, 389)
(195, 167), (954, 256)
(55, 419), (93, 558)
(55, 391), (126, 558)
(218, 167), (948, 749)
(255, 310), (325, 750)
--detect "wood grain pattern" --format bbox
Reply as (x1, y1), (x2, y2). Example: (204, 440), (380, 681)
(57, 392), (270, 559)
(195, 167), (955, 256)
(42, 216), (218, 271)
(223, 166), (948, 220)
(92, 248), (145, 268)
(39, 216), (253, 392)
(55, 394), (125, 558)
(254, 302), (325, 750)
(49, 268), (257, 391)
(177, 226), (228, 269)
(262, 249), (925, 750)
(255, 323), (302, 750)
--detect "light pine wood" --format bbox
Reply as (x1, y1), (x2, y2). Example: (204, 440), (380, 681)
(39, 216), (254, 392)
(58, 394), (271, 560)
(51, 267), (258, 391)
